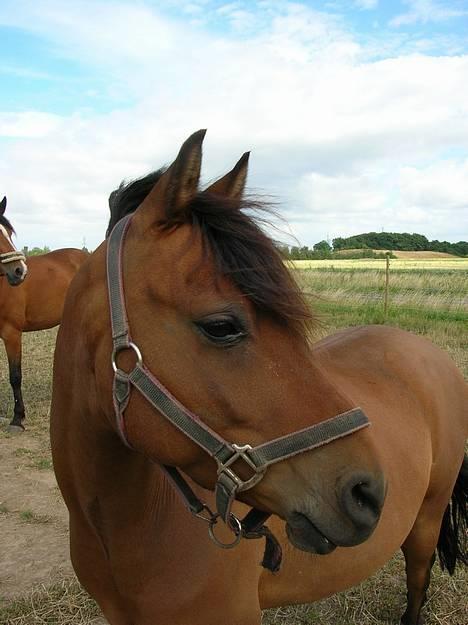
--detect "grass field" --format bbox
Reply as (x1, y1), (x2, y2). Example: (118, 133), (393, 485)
(296, 264), (468, 376)
(289, 257), (468, 271)
(0, 258), (467, 624)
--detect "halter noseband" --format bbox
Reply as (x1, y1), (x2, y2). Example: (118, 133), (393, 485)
(0, 250), (26, 264)
(107, 214), (370, 569)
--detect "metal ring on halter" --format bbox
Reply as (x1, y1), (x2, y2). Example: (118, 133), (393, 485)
(208, 514), (242, 549)
(111, 342), (143, 376)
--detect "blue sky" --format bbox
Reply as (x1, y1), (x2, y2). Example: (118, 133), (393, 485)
(1, 0), (467, 249)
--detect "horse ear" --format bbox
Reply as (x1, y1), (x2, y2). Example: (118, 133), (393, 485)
(143, 129), (206, 222)
(205, 152), (249, 199)
(0, 196), (6, 215)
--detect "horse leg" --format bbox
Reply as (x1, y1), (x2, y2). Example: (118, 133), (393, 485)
(4, 330), (25, 428)
(400, 512), (439, 625)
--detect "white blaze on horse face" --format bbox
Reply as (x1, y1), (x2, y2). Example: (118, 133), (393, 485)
(0, 224), (14, 246)
(0, 224), (28, 276)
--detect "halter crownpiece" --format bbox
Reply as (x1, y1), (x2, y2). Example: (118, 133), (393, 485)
(106, 214), (370, 569)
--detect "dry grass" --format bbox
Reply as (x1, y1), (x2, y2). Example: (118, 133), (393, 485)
(263, 555), (467, 625)
(290, 258), (468, 270)
(0, 263), (466, 624)
(0, 579), (101, 625)
(333, 250), (459, 260)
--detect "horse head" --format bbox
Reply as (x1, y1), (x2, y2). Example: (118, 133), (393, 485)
(103, 131), (386, 555)
(0, 196), (27, 286)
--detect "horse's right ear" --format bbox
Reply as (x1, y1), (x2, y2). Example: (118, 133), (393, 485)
(0, 197), (6, 215)
(141, 130), (206, 223)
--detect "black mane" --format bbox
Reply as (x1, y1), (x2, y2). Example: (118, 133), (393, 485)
(106, 172), (315, 337)
(0, 214), (15, 236)
(106, 169), (166, 237)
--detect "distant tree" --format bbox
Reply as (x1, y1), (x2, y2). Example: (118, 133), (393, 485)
(26, 246), (51, 256)
(452, 241), (468, 256)
(313, 240), (331, 253)
(332, 237), (346, 250)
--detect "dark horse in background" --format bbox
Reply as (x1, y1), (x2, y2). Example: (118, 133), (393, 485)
(0, 196), (89, 430)
(51, 132), (467, 625)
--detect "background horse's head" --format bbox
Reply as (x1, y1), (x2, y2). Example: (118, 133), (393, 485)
(0, 197), (27, 286)
(105, 131), (386, 555)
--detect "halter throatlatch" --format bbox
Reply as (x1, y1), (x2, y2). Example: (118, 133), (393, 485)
(107, 214), (370, 571)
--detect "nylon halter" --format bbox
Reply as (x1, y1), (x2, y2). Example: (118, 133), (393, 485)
(106, 214), (370, 563)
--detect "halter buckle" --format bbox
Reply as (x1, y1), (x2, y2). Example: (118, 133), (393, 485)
(217, 444), (266, 493)
(194, 503), (218, 524)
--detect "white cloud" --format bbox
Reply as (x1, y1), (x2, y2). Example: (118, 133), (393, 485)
(0, 112), (63, 138)
(0, 1), (467, 250)
(391, 0), (468, 27)
(398, 161), (468, 215)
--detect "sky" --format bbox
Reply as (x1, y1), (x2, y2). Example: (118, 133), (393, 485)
(1, 0), (468, 251)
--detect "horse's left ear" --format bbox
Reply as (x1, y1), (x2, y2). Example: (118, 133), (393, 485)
(205, 152), (249, 199)
(141, 130), (206, 224)
(0, 196), (6, 215)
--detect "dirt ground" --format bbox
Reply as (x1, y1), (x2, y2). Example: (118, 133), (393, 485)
(0, 421), (71, 596)
(0, 328), (106, 623)
(0, 422), (107, 625)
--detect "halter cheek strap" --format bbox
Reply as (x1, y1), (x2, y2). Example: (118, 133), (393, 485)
(106, 214), (370, 569)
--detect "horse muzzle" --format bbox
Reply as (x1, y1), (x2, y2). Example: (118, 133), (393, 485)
(285, 470), (386, 554)
(5, 263), (27, 286)
(1, 251), (27, 286)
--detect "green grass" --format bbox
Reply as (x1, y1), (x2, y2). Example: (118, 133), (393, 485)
(297, 265), (468, 376)
(19, 509), (50, 524)
(33, 457), (53, 470)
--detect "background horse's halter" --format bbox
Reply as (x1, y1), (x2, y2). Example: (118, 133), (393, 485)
(0, 225), (26, 267)
(0, 251), (26, 265)
(107, 214), (370, 570)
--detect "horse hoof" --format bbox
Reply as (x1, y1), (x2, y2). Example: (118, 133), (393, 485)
(7, 424), (25, 434)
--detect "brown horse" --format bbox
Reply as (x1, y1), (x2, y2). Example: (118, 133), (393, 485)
(0, 196), (89, 429)
(50, 132), (467, 625)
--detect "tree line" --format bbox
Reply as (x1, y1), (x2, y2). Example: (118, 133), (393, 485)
(278, 232), (468, 260)
(332, 232), (468, 257)
(21, 245), (90, 256)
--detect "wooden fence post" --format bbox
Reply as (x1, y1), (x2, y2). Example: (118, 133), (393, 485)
(384, 253), (390, 321)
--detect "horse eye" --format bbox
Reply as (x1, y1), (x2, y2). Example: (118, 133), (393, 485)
(196, 317), (247, 345)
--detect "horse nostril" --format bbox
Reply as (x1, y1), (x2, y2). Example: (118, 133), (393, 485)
(340, 473), (386, 532)
(15, 266), (23, 277)
(352, 482), (380, 515)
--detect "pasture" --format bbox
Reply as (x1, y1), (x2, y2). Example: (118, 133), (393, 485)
(0, 258), (467, 624)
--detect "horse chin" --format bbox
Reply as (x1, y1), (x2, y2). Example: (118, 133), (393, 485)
(285, 512), (337, 555)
